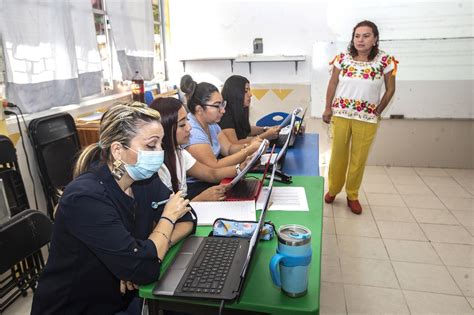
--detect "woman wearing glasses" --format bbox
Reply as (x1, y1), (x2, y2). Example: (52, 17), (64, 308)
(180, 75), (262, 197)
(150, 97), (249, 201)
(220, 75), (280, 144)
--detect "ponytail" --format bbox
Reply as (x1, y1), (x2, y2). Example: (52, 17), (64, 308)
(73, 143), (102, 178)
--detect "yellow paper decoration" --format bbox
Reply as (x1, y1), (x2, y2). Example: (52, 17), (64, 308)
(272, 89), (293, 101)
(251, 89), (269, 101)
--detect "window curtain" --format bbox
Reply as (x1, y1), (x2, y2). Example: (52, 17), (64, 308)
(107, 0), (155, 81)
(0, 0), (101, 113)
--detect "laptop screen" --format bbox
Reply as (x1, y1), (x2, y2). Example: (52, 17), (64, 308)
(240, 164), (277, 277)
(274, 110), (298, 164)
(295, 107), (307, 134)
(228, 139), (269, 187)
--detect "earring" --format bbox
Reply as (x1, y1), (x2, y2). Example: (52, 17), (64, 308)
(111, 160), (126, 180)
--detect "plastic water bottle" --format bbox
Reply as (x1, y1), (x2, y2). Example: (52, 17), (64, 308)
(132, 71), (145, 103)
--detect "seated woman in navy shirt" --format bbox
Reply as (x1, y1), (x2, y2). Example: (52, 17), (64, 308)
(31, 103), (196, 314)
(220, 75), (280, 144)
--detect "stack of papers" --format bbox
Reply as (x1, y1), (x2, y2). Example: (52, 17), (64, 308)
(190, 200), (256, 226)
(256, 187), (309, 211)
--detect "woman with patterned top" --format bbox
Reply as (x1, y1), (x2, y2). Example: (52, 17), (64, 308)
(322, 20), (398, 214)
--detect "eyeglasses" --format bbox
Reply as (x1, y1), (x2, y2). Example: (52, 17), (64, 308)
(202, 100), (227, 110)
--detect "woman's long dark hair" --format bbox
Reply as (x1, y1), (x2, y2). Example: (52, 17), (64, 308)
(149, 97), (183, 192)
(221, 75), (251, 139)
(180, 74), (218, 114)
(348, 20), (379, 61)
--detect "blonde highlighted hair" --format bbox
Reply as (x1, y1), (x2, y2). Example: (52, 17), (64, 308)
(73, 102), (161, 178)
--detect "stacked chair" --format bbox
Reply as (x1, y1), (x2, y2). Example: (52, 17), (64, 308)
(0, 135), (53, 313)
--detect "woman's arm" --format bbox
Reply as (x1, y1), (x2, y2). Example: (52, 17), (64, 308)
(187, 160), (237, 183)
(222, 128), (252, 144)
(322, 67), (341, 124)
(249, 125), (265, 136)
(374, 72), (396, 116)
(186, 142), (249, 168)
(218, 131), (247, 155)
(169, 222), (194, 246)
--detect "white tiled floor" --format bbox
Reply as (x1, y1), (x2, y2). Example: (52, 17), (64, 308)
(4, 166), (474, 315)
(320, 166), (474, 315)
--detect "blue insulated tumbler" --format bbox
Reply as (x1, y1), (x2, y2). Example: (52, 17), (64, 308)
(269, 224), (312, 297)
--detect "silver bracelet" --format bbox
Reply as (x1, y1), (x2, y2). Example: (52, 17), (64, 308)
(235, 163), (242, 175)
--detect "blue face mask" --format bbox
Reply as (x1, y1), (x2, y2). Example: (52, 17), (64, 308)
(123, 147), (164, 181)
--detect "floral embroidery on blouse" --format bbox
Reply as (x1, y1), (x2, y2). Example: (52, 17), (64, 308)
(329, 50), (398, 124)
(332, 97), (379, 123)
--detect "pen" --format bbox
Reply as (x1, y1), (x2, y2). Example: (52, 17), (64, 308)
(152, 193), (188, 208)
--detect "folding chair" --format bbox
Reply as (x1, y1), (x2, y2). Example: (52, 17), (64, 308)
(0, 210), (53, 312)
(28, 113), (81, 219)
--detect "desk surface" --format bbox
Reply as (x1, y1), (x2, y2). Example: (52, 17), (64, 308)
(140, 175), (324, 315)
(281, 133), (319, 177)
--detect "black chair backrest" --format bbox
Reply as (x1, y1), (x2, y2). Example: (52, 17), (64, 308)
(28, 113), (81, 190)
(0, 136), (29, 215)
(0, 209), (53, 273)
(0, 135), (18, 168)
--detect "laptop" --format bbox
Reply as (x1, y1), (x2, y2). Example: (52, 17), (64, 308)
(152, 164), (277, 301)
(0, 179), (11, 224)
(253, 110), (298, 173)
(272, 107), (305, 148)
(220, 139), (270, 201)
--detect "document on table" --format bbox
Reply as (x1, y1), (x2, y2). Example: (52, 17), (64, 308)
(256, 187), (309, 211)
(190, 200), (256, 226)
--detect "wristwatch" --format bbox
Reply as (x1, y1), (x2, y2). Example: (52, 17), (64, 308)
(235, 163), (242, 175)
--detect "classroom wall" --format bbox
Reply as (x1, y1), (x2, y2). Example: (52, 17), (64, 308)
(166, 0), (473, 169)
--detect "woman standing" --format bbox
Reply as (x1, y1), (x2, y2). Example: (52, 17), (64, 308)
(150, 97), (246, 201)
(32, 103), (195, 314)
(322, 20), (397, 214)
(220, 75), (280, 144)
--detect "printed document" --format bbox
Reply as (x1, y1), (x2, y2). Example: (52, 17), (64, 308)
(190, 200), (256, 226)
(256, 187), (309, 211)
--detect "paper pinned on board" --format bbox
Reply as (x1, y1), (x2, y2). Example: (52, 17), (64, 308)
(256, 187), (309, 211)
(190, 200), (256, 226)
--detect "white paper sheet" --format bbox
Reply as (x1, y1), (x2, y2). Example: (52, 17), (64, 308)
(190, 200), (256, 226)
(256, 187), (309, 211)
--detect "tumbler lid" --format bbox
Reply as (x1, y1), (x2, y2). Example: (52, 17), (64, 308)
(278, 224), (311, 246)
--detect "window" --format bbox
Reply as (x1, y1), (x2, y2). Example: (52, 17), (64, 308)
(0, 33), (5, 99)
(92, 0), (113, 91)
(91, 0), (166, 91)
(152, 0), (166, 81)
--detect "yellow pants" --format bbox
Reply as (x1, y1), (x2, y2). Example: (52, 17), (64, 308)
(328, 116), (379, 200)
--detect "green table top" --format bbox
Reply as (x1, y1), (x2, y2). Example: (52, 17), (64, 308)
(140, 175), (324, 315)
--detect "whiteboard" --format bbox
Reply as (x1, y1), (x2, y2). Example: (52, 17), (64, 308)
(311, 38), (474, 119)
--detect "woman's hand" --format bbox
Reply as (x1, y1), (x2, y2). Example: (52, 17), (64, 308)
(197, 184), (229, 201)
(373, 107), (382, 118)
(261, 126), (280, 140)
(239, 154), (254, 171)
(120, 280), (138, 294)
(322, 108), (332, 124)
(246, 137), (263, 154)
(162, 191), (191, 222)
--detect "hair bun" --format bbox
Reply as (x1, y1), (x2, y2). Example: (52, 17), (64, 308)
(180, 74), (196, 95)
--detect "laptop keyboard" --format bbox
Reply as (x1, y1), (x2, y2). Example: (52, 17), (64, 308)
(226, 179), (259, 199)
(180, 238), (239, 295)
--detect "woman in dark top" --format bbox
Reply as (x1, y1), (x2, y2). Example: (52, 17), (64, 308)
(220, 75), (280, 144)
(31, 103), (196, 314)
